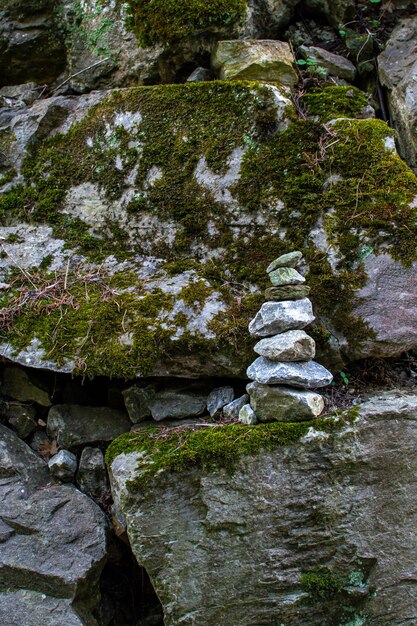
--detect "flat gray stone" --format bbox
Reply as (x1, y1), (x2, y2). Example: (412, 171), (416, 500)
(300, 45), (356, 81)
(264, 284), (311, 301)
(268, 267), (305, 287)
(223, 394), (249, 420)
(247, 381), (324, 422)
(48, 450), (77, 483)
(207, 386), (234, 417)
(249, 299), (314, 338)
(1, 401), (37, 439)
(266, 251), (303, 272)
(149, 388), (207, 422)
(247, 357), (333, 388)
(254, 330), (315, 361)
(238, 404), (258, 425)
(47, 405), (131, 447)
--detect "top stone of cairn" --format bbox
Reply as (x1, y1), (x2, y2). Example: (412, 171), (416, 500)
(266, 251), (303, 273)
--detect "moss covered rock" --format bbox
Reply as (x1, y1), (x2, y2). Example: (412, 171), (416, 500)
(107, 394), (417, 625)
(1, 81), (417, 378)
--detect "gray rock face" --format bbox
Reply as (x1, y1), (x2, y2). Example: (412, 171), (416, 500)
(2, 366), (51, 406)
(206, 386), (234, 417)
(351, 253), (417, 358)
(300, 45), (356, 81)
(247, 381), (324, 421)
(238, 403), (258, 425)
(77, 447), (110, 503)
(211, 39), (297, 85)
(247, 357), (333, 388)
(47, 404), (131, 447)
(222, 394), (249, 420)
(48, 450), (77, 483)
(123, 385), (157, 423)
(0, 590), (84, 626)
(268, 266), (305, 287)
(254, 330), (316, 361)
(378, 16), (417, 171)
(249, 299), (315, 338)
(109, 392), (417, 625)
(0, 424), (108, 621)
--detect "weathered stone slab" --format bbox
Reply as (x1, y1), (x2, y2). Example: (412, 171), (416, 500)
(249, 299), (314, 338)
(247, 357), (333, 388)
(109, 392), (417, 625)
(247, 381), (324, 421)
(212, 39), (297, 85)
(264, 284), (311, 301)
(0, 590), (84, 626)
(268, 267), (305, 287)
(300, 45), (356, 81)
(47, 405), (131, 447)
(266, 251), (303, 272)
(254, 330), (315, 361)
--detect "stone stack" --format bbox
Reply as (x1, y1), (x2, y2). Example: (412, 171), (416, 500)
(240, 251), (333, 424)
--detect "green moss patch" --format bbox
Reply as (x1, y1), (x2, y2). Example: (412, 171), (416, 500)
(105, 407), (358, 488)
(301, 86), (371, 123)
(124, 0), (246, 46)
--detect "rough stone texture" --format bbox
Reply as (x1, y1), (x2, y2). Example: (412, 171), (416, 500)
(0, 424), (108, 621)
(211, 39), (297, 85)
(147, 387), (208, 422)
(266, 250), (303, 272)
(0, 0), (66, 85)
(109, 392), (417, 625)
(2, 366), (51, 406)
(247, 381), (324, 421)
(1, 81), (417, 375)
(123, 384), (157, 423)
(238, 403), (258, 424)
(264, 284), (311, 301)
(206, 386), (234, 417)
(249, 299), (315, 338)
(254, 329), (316, 361)
(47, 404), (131, 447)
(222, 394), (249, 419)
(48, 449), (77, 483)
(247, 356), (333, 387)
(351, 253), (417, 358)
(0, 590), (84, 626)
(0, 399), (37, 438)
(300, 45), (356, 81)
(268, 266), (305, 287)
(378, 16), (417, 172)
(77, 447), (110, 503)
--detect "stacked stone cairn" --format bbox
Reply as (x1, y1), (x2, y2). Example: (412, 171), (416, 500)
(239, 251), (333, 425)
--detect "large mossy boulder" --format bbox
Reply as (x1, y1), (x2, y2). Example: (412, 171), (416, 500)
(1, 82), (417, 378)
(107, 393), (417, 625)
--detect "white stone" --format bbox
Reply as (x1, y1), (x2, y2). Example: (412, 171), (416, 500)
(238, 404), (258, 425)
(254, 330), (315, 361)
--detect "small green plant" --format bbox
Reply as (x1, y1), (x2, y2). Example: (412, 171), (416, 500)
(300, 567), (345, 600)
(340, 370), (351, 386)
(296, 57), (327, 78)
